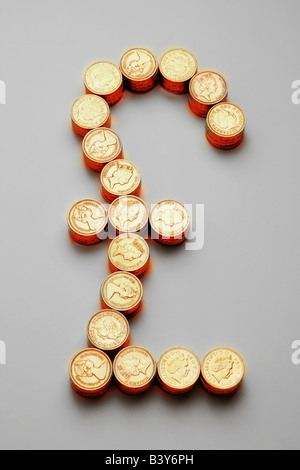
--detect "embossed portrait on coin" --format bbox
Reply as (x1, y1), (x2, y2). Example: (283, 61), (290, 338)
(117, 355), (150, 380)
(166, 354), (190, 383)
(93, 317), (123, 342)
(107, 163), (134, 190)
(210, 355), (234, 383)
(106, 280), (138, 302)
(116, 201), (140, 227)
(215, 109), (237, 131)
(77, 102), (103, 124)
(127, 51), (151, 77)
(90, 68), (115, 90)
(164, 54), (188, 77)
(89, 131), (118, 158)
(113, 240), (143, 262)
(74, 359), (106, 383)
(195, 72), (218, 101)
(153, 207), (184, 229)
(73, 203), (103, 231)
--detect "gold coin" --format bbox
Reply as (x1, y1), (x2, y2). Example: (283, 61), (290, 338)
(189, 71), (228, 117)
(201, 347), (245, 395)
(101, 271), (143, 317)
(82, 128), (123, 172)
(120, 48), (158, 81)
(87, 309), (130, 352)
(206, 102), (246, 138)
(84, 61), (123, 104)
(100, 159), (141, 202)
(67, 199), (108, 245)
(159, 49), (197, 93)
(71, 94), (110, 136)
(113, 346), (156, 394)
(69, 348), (113, 397)
(157, 347), (201, 394)
(108, 233), (150, 278)
(108, 195), (149, 236)
(149, 200), (190, 245)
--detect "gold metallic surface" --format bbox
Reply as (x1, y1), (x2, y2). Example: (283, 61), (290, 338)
(87, 309), (130, 352)
(69, 348), (113, 397)
(71, 95), (110, 137)
(100, 159), (141, 202)
(149, 200), (190, 245)
(206, 102), (246, 138)
(101, 272), (143, 316)
(84, 61), (123, 104)
(113, 346), (156, 394)
(108, 196), (149, 235)
(108, 233), (150, 277)
(189, 71), (228, 117)
(201, 347), (245, 395)
(67, 199), (108, 245)
(120, 48), (158, 92)
(157, 347), (201, 394)
(82, 128), (123, 172)
(159, 49), (197, 94)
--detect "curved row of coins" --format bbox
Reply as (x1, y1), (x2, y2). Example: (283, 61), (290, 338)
(71, 47), (246, 150)
(70, 342), (245, 398)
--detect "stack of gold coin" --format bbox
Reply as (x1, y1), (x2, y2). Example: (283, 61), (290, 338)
(206, 102), (246, 149)
(200, 347), (245, 395)
(67, 199), (108, 245)
(69, 348), (113, 398)
(108, 233), (150, 278)
(82, 128), (123, 172)
(108, 195), (149, 238)
(189, 71), (228, 117)
(100, 272), (143, 317)
(113, 346), (156, 394)
(120, 47), (158, 93)
(71, 94), (111, 137)
(157, 347), (201, 394)
(84, 61), (123, 105)
(87, 310), (130, 354)
(149, 200), (190, 245)
(159, 49), (197, 94)
(100, 159), (141, 203)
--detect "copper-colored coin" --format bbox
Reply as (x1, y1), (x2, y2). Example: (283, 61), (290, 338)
(113, 346), (156, 394)
(82, 128), (123, 172)
(101, 272), (143, 317)
(108, 195), (149, 237)
(71, 94), (111, 137)
(87, 309), (130, 353)
(200, 347), (245, 395)
(69, 348), (113, 398)
(100, 159), (141, 203)
(67, 199), (108, 245)
(159, 49), (197, 94)
(206, 102), (246, 149)
(120, 48), (158, 93)
(189, 71), (228, 117)
(149, 200), (190, 245)
(157, 347), (201, 394)
(84, 61), (123, 105)
(108, 233), (150, 278)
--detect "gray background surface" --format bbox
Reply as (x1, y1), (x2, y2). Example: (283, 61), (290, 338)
(0, 0), (300, 450)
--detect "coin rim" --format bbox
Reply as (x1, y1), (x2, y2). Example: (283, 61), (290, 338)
(100, 271), (143, 312)
(149, 199), (190, 237)
(189, 70), (228, 105)
(71, 94), (110, 129)
(120, 47), (158, 82)
(69, 347), (113, 391)
(113, 345), (157, 389)
(67, 198), (108, 236)
(84, 61), (123, 95)
(159, 48), (198, 83)
(100, 159), (141, 196)
(200, 347), (245, 390)
(206, 102), (246, 138)
(157, 346), (201, 390)
(87, 309), (130, 351)
(82, 127), (122, 163)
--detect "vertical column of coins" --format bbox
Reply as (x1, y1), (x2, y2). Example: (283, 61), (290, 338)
(149, 200), (190, 245)
(108, 195), (149, 238)
(159, 48), (197, 94)
(157, 348), (201, 394)
(82, 128), (123, 172)
(87, 310), (130, 356)
(206, 102), (246, 149)
(189, 71), (228, 117)
(108, 233), (150, 278)
(67, 199), (108, 245)
(120, 48), (158, 93)
(100, 159), (141, 203)
(71, 95), (111, 137)
(100, 272), (143, 318)
(84, 61), (123, 106)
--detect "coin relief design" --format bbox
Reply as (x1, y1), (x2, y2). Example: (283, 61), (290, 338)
(83, 128), (121, 163)
(207, 103), (246, 137)
(113, 346), (156, 392)
(150, 200), (190, 238)
(101, 160), (141, 200)
(101, 272), (143, 315)
(157, 348), (201, 393)
(88, 310), (129, 351)
(201, 348), (245, 391)
(108, 233), (149, 276)
(70, 349), (112, 392)
(160, 49), (197, 81)
(109, 196), (149, 234)
(190, 71), (227, 104)
(120, 48), (157, 80)
(84, 62), (122, 95)
(71, 95), (109, 129)
(68, 199), (107, 235)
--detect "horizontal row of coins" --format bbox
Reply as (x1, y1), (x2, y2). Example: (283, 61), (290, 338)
(71, 47), (246, 149)
(70, 343), (245, 398)
(68, 197), (190, 252)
